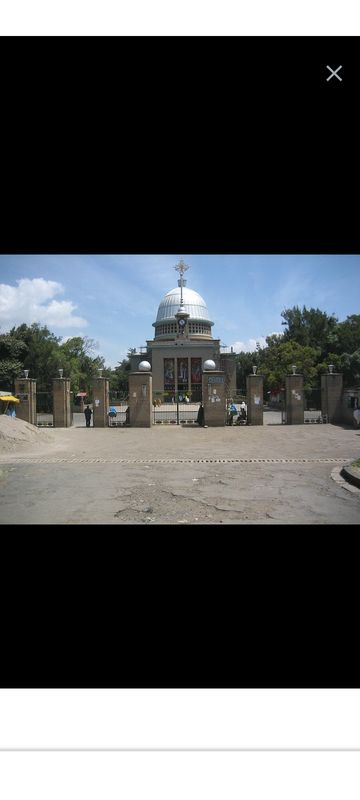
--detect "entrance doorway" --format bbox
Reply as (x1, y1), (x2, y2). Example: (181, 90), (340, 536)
(153, 392), (201, 425)
(36, 390), (53, 426)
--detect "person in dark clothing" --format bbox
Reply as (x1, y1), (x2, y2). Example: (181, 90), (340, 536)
(197, 403), (205, 427)
(84, 405), (92, 427)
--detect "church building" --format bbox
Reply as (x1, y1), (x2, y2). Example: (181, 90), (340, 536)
(130, 260), (236, 402)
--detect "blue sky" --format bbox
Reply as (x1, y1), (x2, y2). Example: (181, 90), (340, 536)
(1, 254), (359, 367)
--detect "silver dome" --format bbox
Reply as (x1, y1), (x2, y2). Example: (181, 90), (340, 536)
(155, 286), (213, 324)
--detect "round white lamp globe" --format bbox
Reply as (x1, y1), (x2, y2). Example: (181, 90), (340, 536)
(203, 359), (216, 370)
(138, 361), (151, 371)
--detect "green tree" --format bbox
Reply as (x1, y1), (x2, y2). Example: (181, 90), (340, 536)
(0, 333), (28, 390)
(281, 306), (338, 359)
(58, 336), (106, 397)
(10, 323), (61, 390)
(332, 315), (360, 357)
(257, 338), (321, 397)
(110, 358), (131, 399)
(236, 351), (257, 394)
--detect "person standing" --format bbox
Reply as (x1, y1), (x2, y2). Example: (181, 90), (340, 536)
(84, 405), (92, 427)
(197, 402), (205, 426)
(6, 402), (16, 418)
(227, 400), (237, 425)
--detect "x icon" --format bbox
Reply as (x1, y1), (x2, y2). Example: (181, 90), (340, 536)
(326, 65), (343, 82)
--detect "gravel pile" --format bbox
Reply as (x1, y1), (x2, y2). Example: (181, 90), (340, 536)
(0, 415), (55, 452)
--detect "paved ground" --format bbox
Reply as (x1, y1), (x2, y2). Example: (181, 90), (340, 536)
(0, 418), (359, 525)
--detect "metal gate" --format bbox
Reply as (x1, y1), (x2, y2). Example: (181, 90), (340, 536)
(36, 390), (53, 426)
(153, 397), (200, 425)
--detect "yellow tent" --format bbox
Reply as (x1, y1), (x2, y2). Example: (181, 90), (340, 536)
(0, 396), (20, 403)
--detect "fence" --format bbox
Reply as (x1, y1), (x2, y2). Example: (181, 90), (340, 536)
(108, 405), (129, 427)
(304, 411), (328, 424)
(153, 402), (200, 425)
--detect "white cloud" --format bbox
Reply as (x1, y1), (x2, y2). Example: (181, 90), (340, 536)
(0, 278), (87, 329)
(231, 332), (283, 353)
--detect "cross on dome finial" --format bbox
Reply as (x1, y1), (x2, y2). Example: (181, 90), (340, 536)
(175, 258), (190, 277)
(174, 259), (190, 306)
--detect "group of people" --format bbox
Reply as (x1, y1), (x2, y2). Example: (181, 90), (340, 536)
(227, 400), (247, 425)
(197, 400), (247, 427)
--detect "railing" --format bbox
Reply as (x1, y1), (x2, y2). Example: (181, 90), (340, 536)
(304, 411), (327, 424)
(36, 413), (53, 426)
(108, 405), (129, 426)
(153, 402), (200, 425)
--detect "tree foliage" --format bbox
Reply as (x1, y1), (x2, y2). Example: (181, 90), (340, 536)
(58, 336), (105, 397)
(0, 324), (116, 398)
(0, 332), (28, 390)
(281, 306), (338, 359)
(331, 315), (360, 356)
(235, 305), (360, 395)
(9, 323), (61, 390)
(236, 351), (257, 394)
(257, 339), (321, 395)
(110, 359), (131, 398)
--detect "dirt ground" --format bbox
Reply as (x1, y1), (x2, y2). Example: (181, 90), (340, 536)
(0, 416), (359, 524)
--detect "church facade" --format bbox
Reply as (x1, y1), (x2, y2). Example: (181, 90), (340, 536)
(130, 261), (236, 402)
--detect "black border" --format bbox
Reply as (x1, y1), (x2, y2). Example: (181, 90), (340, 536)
(1, 36), (359, 255)
(1, 531), (355, 687)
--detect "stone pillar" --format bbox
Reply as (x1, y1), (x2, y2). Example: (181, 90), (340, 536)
(128, 372), (152, 427)
(53, 378), (72, 427)
(285, 374), (304, 425)
(220, 352), (237, 399)
(15, 378), (37, 425)
(321, 373), (343, 424)
(246, 374), (264, 425)
(202, 370), (227, 426)
(92, 377), (110, 427)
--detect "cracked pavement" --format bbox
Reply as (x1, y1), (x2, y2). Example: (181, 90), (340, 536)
(0, 421), (359, 524)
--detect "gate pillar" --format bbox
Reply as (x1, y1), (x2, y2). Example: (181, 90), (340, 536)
(246, 371), (264, 425)
(202, 369), (226, 426)
(128, 370), (153, 427)
(321, 370), (343, 424)
(92, 376), (110, 427)
(285, 372), (304, 425)
(53, 376), (72, 427)
(15, 377), (37, 425)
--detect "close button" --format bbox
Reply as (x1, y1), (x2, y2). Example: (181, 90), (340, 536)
(326, 65), (343, 82)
